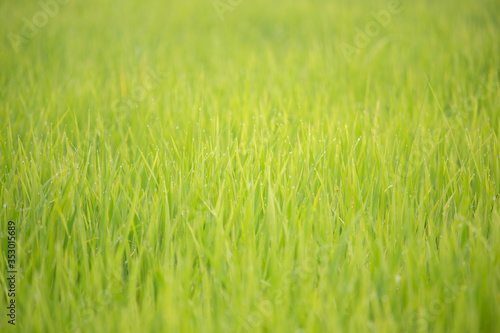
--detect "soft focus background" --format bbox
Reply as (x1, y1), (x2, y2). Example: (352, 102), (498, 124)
(1, 0), (499, 331)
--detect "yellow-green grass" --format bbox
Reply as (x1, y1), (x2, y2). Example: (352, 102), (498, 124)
(1, 0), (499, 331)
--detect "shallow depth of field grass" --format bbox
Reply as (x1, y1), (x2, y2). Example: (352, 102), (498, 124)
(1, 0), (500, 331)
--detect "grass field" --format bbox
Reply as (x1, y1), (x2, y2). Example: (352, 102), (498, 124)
(1, 0), (500, 331)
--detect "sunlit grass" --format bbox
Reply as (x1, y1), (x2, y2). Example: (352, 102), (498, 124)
(1, 0), (499, 332)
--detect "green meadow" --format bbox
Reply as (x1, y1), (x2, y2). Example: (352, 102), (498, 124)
(1, 0), (499, 331)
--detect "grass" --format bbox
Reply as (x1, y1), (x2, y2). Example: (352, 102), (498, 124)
(0, 0), (499, 331)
